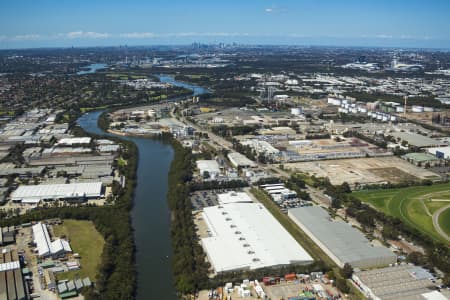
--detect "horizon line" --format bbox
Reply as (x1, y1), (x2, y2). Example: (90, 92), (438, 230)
(1, 43), (450, 52)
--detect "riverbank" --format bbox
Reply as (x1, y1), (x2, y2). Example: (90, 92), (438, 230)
(78, 110), (178, 300)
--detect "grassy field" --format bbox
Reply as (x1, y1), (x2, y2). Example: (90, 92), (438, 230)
(53, 220), (105, 281)
(353, 183), (450, 243)
(439, 207), (450, 237)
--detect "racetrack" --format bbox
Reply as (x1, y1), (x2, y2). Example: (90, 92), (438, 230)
(354, 183), (450, 243)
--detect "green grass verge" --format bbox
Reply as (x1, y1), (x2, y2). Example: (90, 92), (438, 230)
(250, 188), (336, 268)
(438, 207), (450, 238)
(80, 105), (108, 113)
(353, 183), (450, 243)
(53, 219), (105, 281)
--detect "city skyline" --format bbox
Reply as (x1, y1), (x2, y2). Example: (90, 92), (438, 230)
(1, 0), (450, 49)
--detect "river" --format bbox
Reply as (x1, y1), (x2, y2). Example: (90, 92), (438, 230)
(76, 63), (108, 75)
(77, 75), (207, 299)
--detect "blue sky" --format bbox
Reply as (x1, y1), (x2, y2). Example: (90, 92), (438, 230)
(1, 0), (449, 49)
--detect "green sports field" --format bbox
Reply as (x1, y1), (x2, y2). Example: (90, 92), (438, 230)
(353, 183), (450, 243)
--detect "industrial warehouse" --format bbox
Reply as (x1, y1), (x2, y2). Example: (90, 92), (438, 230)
(201, 192), (313, 274)
(0, 249), (26, 300)
(196, 159), (221, 179)
(10, 182), (103, 204)
(288, 206), (396, 269)
(32, 222), (72, 258)
(352, 265), (444, 300)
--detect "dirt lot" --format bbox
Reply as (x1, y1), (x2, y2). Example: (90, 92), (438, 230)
(264, 281), (340, 300)
(285, 156), (440, 187)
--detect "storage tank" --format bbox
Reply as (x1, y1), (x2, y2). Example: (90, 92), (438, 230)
(396, 106), (404, 113)
(412, 105), (424, 113)
(327, 97), (341, 106)
(291, 107), (302, 115)
(390, 116), (397, 121)
(382, 116), (388, 122)
(351, 108), (357, 114)
(376, 114), (383, 120)
(424, 107), (434, 112)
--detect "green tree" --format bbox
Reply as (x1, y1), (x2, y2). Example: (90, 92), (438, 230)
(341, 263), (354, 279)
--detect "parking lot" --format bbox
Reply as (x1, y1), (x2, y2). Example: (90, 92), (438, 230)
(190, 188), (245, 210)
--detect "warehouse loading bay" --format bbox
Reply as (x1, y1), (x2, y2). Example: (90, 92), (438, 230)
(285, 156), (440, 187)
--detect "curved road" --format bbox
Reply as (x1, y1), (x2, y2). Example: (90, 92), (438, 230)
(432, 204), (450, 242)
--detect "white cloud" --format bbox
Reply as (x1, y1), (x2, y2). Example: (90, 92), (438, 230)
(375, 34), (394, 39)
(13, 34), (41, 41)
(65, 31), (110, 39)
(264, 6), (285, 14)
(119, 32), (156, 38)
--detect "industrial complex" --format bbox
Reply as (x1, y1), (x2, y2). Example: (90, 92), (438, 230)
(353, 265), (445, 300)
(11, 182), (103, 204)
(201, 192), (313, 273)
(288, 206), (397, 269)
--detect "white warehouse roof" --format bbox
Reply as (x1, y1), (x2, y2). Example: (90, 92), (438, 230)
(201, 201), (313, 273)
(427, 147), (450, 159)
(196, 160), (220, 175)
(227, 152), (257, 168)
(11, 182), (102, 202)
(32, 222), (72, 257)
(217, 191), (253, 205)
(57, 137), (92, 145)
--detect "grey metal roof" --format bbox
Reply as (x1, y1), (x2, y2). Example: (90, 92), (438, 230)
(390, 132), (445, 148)
(289, 206), (396, 266)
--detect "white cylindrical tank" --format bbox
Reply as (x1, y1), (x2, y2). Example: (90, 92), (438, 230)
(412, 105), (424, 113)
(424, 107), (434, 112)
(327, 97), (341, 106)
(291, 107), (302, 115)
